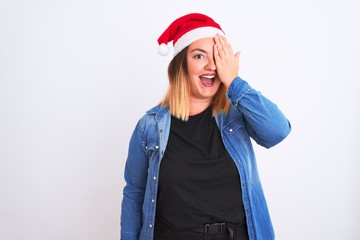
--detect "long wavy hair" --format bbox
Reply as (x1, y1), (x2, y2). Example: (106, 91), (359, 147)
(159, 46), (230, 121)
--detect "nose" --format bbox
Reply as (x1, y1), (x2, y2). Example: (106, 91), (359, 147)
(205, 57), (216, 71)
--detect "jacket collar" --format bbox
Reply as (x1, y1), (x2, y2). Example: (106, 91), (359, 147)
(146, 105), (170, 120)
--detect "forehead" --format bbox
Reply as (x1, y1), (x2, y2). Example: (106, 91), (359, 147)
(188, 37), (215, 51)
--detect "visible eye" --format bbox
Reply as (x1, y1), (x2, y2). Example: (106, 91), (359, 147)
(194, 54), (205, 60)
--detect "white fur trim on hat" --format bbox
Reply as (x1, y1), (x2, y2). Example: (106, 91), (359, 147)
(173, 26), (224, 56)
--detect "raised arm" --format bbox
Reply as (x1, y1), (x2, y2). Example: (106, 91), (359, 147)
(214, 34), (291, 148)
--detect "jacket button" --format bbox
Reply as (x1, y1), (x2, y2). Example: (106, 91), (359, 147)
(149, 224), (153, 228)
(229, 128), (233, 132)
(153, 176), (157, 180)
(155, 145), (159, 149)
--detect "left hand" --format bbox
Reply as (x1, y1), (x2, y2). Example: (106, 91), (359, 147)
(214, 34), (240, 89)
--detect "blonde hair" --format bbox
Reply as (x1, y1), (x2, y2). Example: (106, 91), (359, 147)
(159, 47), (230, 121)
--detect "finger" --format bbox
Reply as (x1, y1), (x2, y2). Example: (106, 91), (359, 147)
(215, 35), (225, 57)
(235, 51), (241, 62)
(216, 35), (226, 56)
(219, 35), (233, 56)
(214, 43), (221, 63)
(218, 34), (227, 54)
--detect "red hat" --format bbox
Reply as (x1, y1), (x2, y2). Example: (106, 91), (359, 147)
(157, 13), (225, 56)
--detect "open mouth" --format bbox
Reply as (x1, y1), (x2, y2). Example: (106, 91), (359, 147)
(199, 75), (216, 87)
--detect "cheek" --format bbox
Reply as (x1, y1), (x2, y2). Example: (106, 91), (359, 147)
(187, 65), (196, 76)
(189, 76), (199, 88)
(187, 59), (203, 75)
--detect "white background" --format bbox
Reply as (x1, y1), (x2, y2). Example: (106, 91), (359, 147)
(0, 0), (359, 239)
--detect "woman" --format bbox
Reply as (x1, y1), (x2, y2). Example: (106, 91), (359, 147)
(120, 13), (291, 240)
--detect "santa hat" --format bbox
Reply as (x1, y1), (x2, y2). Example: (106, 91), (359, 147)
(157, 13), (225, 57)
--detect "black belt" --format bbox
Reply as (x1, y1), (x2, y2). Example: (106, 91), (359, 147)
(189, 222), (226, 234)
(187, 222), (248, 240)
(205, 223), (226, 234)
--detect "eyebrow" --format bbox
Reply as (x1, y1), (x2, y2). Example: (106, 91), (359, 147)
(190, 48), (207, 53)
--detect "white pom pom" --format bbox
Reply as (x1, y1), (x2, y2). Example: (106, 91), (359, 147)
(158, 43), (169, 56)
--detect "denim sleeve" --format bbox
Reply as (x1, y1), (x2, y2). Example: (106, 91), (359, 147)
(226, 77), (291, 148)
(120, 118), (148, 240)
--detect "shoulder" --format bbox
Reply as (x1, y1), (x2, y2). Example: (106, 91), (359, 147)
(132, 105), (169, 143)
(137, 105), (169, 128)
(146, 105), (169, 116)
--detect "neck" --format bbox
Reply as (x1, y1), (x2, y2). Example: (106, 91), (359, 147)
(189, 98), (211, 116)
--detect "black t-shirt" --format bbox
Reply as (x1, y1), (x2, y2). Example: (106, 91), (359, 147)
(155, 106), (246, 231)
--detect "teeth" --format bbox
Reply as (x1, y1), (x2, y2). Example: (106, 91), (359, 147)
(201, 75), (214, 79)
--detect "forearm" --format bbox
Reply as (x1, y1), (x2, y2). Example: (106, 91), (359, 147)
(121, 168), (145, 238)
(120, 122), (148, 239)
(227, 77), (291, 148)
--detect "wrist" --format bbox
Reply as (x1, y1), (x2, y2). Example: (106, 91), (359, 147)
(222, 75), (238, 89)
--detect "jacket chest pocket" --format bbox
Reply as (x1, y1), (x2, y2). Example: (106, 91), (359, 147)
(223, 117), (248, 144)
(142, 140), (160, 164)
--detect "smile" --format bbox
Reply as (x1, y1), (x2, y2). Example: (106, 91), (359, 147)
(199, 75), (215, 87)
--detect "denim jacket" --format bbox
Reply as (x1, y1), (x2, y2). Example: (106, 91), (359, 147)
(121, 77), (291, 240)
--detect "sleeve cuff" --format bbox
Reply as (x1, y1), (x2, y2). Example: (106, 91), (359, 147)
(226, 76), (252, 107)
